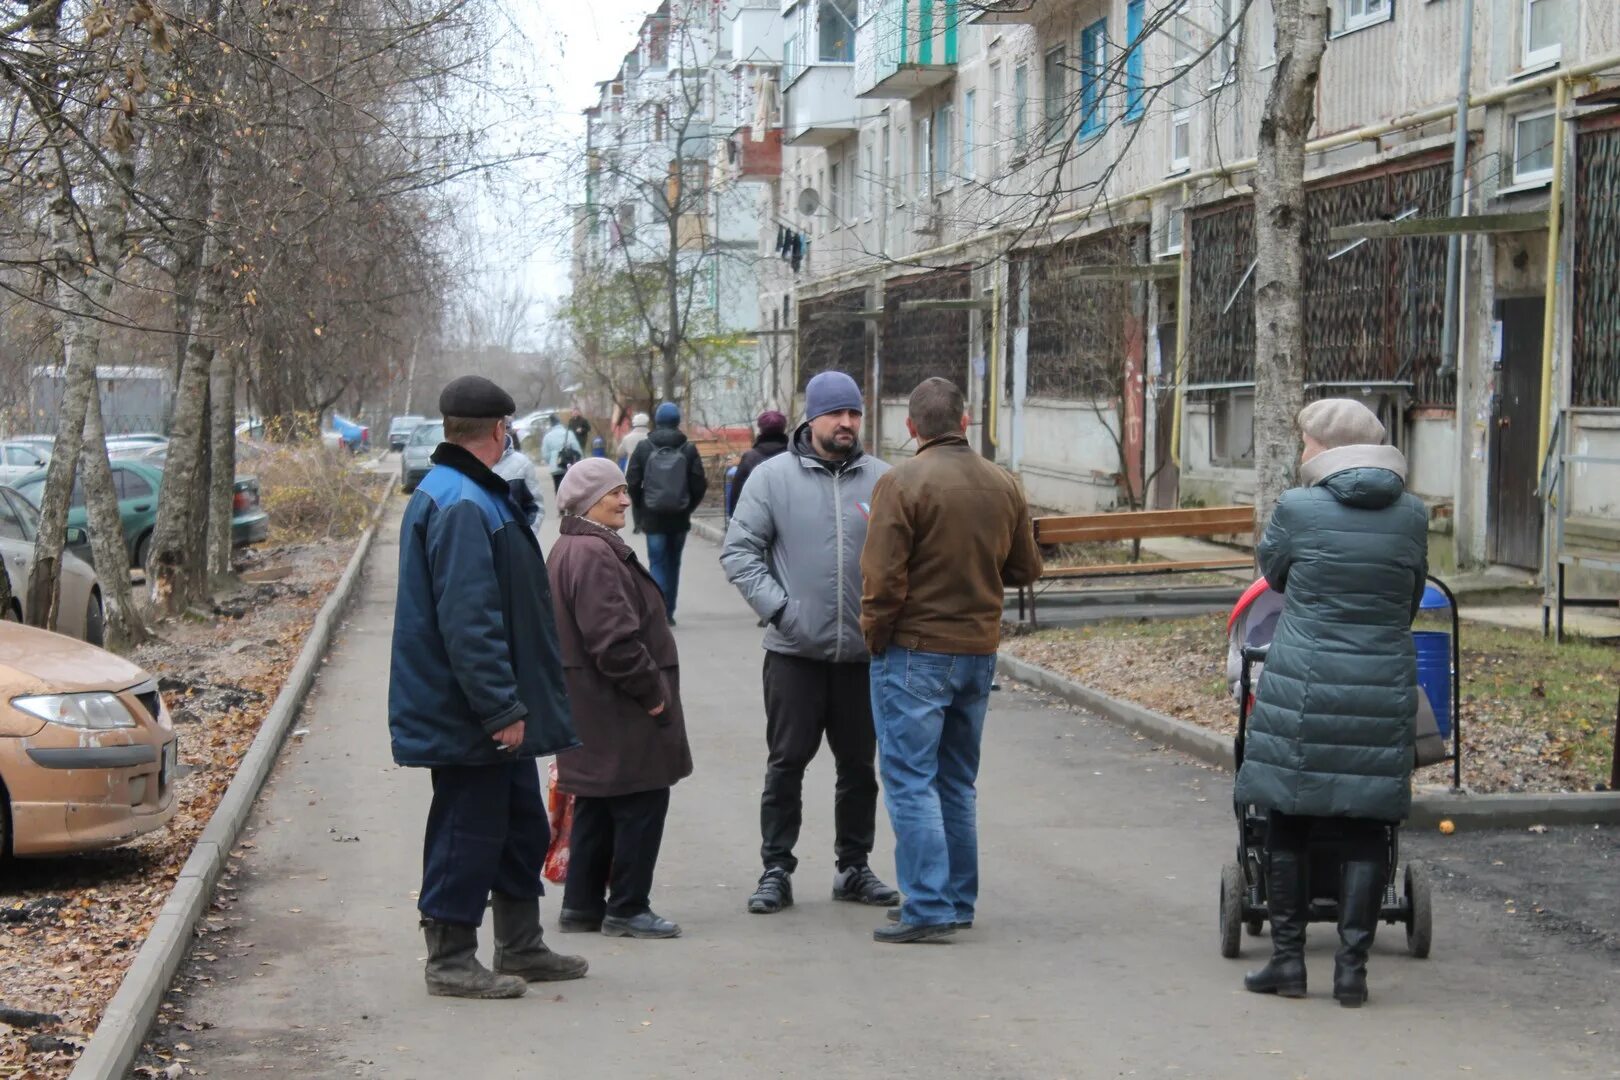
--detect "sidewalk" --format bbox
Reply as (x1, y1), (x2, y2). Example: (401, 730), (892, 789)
(138, 503), (1620, 1078)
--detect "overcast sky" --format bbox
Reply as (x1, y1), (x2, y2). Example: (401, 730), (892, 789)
(460, 0), (653, 345)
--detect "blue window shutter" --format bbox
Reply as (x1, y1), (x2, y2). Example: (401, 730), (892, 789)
(1126, 0), (1145, 121)
(1080, 19), (1106, 139)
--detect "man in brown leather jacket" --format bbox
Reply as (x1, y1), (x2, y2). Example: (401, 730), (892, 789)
(860, 377), (1041, 944)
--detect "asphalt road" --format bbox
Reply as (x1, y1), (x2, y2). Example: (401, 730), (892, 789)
(136, 499), (1620, 1079)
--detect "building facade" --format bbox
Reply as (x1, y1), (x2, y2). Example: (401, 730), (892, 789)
(758, 0), (1619, 585)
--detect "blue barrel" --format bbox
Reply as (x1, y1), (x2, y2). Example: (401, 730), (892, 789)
(1412, 630), (1452, 740)
(724, 465), (738, 520)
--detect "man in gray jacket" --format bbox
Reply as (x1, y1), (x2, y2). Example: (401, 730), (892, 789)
(721, 371), (900, 915)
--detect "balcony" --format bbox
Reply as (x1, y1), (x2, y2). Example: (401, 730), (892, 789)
(854, 0), (959, 100)
(783, 64), (859, 146)
(729, 126), (784, 180)
(965, 0), (1051, 23)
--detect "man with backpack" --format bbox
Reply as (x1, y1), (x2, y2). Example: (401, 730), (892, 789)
(541, 413), (583, 493)
(625, 401), (706, 625)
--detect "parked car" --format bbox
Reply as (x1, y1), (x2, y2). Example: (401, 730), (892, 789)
(387, 415), (428, 451)
(0, 441), (50, 486)
(330, 414), (369, 453)
(9, 435), (57, 461)
(14, 460), (270, 569)
(400, 420), (443, 493)
(107, 436), (169, 460)
(0, 620), (177, 856)
(110, 432), (167, 446)
(0, 486), (103, 645)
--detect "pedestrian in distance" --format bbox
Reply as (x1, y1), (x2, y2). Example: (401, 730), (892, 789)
(548, 458), (693, 940)
(625, 402), (706, 626)
(860, 377), (1042, 944)
(388, 375), (589, 999)
(1235, 398), (1428, 1007)
(726, 409), (791, 518)
(721, 371), (901, 916)
(541, 412), (583, 493)
(617, 411), (652, 532)
(493, 426), (544, 527)
(569, 411), (593, 452)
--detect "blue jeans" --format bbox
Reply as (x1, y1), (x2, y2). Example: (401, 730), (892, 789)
(644, 531), (688, 619)
(870, 648), (996, 927)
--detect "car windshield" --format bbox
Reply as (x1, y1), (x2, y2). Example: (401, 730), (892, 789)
(408, 422), (443, 447)
(14, 479), (43, 506)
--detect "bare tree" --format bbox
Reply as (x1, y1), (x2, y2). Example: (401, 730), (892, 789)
(1251, 0), (1327, 530)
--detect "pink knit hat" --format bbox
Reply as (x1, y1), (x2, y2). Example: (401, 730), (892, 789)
(557, 457), (627, 517)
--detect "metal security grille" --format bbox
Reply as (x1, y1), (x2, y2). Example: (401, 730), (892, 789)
(797, 288), (870, 391)
(881, 269), (971, 395)
(1013, 228), (1145, 400)
(1188, 159), (1454, 405)
(1574, 123), (1620, 408)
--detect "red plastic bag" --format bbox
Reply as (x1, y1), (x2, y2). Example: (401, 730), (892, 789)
(543, 760), (574, 885)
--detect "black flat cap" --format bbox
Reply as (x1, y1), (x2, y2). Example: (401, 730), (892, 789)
(439, 375), (515, 419)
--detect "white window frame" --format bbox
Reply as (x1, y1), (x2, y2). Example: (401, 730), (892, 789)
(861, 137), (875, 219)
(1522, 0), (1562, 69)
(963, 89), (976, 179)
(1337, 0), (1392, 36)
(1510, 108), (1557, 187)
(1160, 200), (1184, 256)
(1170, 9), (1198, 67)
(933, 102), (953, 191)
(1169, 75), (1191, 173)
(1013, 62), (1030, 158)
(988, 62), (1002, 174)
(829, 159), (842, 222)
(1211, 0), (1238, 87)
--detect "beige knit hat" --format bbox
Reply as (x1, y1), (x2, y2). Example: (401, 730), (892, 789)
(1297, 398), (1387, 450)
(557, 457), (627, 517)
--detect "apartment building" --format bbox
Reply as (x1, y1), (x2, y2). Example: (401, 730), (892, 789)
(763, 0), (1619, 589)
(576, 0), (792, 427)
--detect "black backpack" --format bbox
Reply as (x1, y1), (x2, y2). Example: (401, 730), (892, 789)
(556, 443), (581, 474)
(642, 444), (691, 514)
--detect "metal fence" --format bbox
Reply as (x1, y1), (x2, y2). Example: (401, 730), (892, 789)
(797, 288), (870, 391)
(1009, 227), (1146, 400)
(1574, 121), (1620, 408)
(880, 268), (971, 396)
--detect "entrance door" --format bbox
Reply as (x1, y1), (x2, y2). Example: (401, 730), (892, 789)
(1151, 321), (1181, 509)
(1488, 297), (1545, 569)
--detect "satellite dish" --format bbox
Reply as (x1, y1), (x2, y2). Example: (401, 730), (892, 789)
(797, 187), (820, 216)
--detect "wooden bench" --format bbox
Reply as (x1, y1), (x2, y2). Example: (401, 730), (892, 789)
(1015, 506), (1256, 626)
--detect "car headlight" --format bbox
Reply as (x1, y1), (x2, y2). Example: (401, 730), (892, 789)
(12, 692), (137, 730)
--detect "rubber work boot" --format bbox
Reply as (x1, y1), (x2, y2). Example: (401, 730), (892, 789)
(1333, 860), (1385, 1008)
(421, 919), (526, 999)
(832, 864), (901, 906)
(748, 867), (793, 914)
(490, 893), (589, 982)
(1244, 850), (1309, 998)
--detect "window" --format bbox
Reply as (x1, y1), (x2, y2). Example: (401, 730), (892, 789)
(988, 62), (1003, 173)
(4, 491), (39, 541)
(1211, 391), (1255, 465)
(653, 106), (667, 143)
(1043, 47), (1066, 143)
(1079, 19), (1107, 139)
(1160, 198), (1184, 255)
(914, 115), (931, 197)
(1170, 9), (1197, 66)
(882, 124), (893, 207)
(616, 201), (636, 247)
(0, 496), (23, 542)
(784, 33), (800, 82)
(1013, 63), (1030, 156)
(1169, 76), (1191, 171)
(1212, 0), (1238, 83)
(1256, 0), (1278, 67)
(1523, 0), (1562, 68)
(861, 138), (875, 217)
(897, 124), (907, 200)
(829, 160), (842, 221)
(816, 166), (826, 231)
(1338, 0), (1389, 33)
(933, 103), (952, 191)
(1511, 109), (1556, 185)
(820, 0), (857, 62)
(1125, 0), (1145, 121)
(963, 89), (976, 178)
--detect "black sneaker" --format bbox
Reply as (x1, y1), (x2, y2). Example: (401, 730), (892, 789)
(748, 867), (793, 914)
(888, 908), (972, 930)
(832, 864), (900, 906)
(873, 921), (956, 944)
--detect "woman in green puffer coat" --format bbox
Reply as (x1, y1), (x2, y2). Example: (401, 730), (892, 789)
(1234, 398), (1429, 1008)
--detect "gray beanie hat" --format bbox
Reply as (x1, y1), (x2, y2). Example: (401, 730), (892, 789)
(557, 457), (628, 517)
(1298, 398), (1386, 450)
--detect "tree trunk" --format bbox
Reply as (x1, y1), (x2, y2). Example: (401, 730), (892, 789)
(82, 386), (148, 650)
(149, 162), (229, 616)
(207, 345), (238, 581)
(1252, 0), (1328, 535)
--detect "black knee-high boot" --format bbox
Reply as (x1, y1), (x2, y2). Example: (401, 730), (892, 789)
(1244, 850), (1308, 998)
(1333, 859), (1385, 1007)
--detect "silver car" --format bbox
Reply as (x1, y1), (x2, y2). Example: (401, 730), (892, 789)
(0, 485), (106, 645)
(0, 441), (50, 487)
(400, 421), (443, 493)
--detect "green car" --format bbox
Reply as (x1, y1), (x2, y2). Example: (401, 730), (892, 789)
(15, 460), (270, 569)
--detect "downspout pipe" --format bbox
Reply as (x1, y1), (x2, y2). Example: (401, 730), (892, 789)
(1537, 76), (1568, 477)
(1438, 0), (1475, 378)
(1170, 184), (1191, 469)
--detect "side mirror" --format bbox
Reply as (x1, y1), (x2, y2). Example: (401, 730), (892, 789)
(65, 526), (89, 546)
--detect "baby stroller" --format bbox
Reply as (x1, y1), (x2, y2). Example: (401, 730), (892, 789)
(1216, 576), (1461, 961)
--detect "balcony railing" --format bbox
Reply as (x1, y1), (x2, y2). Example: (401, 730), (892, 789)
(856, 0), (958, 99)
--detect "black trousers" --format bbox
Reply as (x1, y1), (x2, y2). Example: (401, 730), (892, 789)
(420, 761), (549, 927)
(1267, 809), (1388, 899)
(563, 787), (671, 919)
(760, 651), (879, 874)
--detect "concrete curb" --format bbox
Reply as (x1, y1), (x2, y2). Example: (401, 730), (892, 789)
(996, 653), (1620, 830)
(689, 517), (725, 545)
(72, 494), (393, 1080)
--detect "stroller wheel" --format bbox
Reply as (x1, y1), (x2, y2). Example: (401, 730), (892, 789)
(1246, 916), (1266, 937)
(1405, 860), (1434, 959)
(1219, 862), (1244, 958)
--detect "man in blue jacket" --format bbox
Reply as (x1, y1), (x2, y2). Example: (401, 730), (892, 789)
(389, 375), (588, 999)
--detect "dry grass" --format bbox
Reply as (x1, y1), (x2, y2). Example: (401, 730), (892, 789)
(250, 442), (386, 542)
